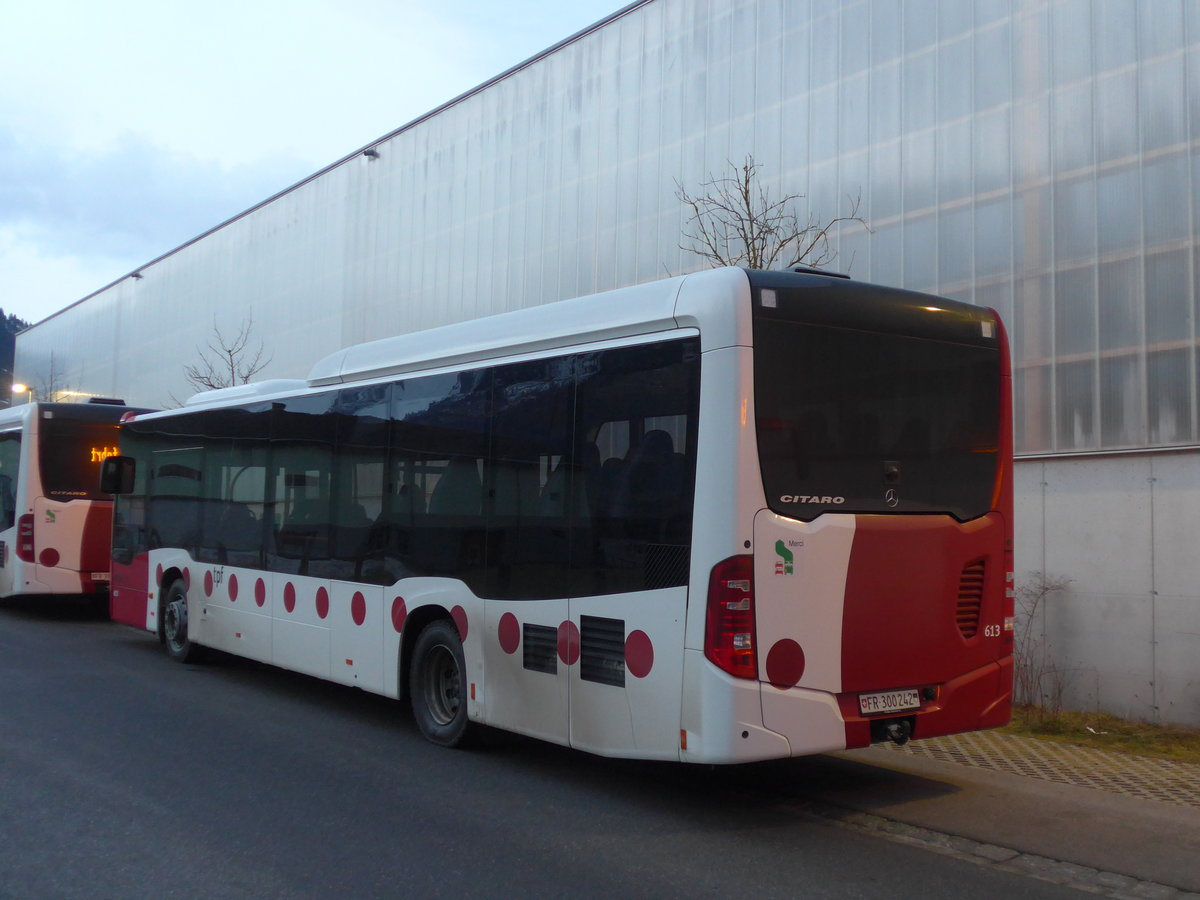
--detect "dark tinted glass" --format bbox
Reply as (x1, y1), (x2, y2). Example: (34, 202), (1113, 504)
(0, 432), (20, 528)
(485, 357), (574, 600)
(39, 417), (122, 500)
(381, 369), (491, 592)
(118, 337), (700, 600)
(573, 339), (700, 595)
(755, 316), (1000, 522)
(269, 393), (337, 575)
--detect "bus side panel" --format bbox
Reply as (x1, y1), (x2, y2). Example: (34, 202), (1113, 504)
(481, 598), (571, 746)
(110, 552), (151, 629)
(568, 587), (687, 760)
(81, 502), (115, 574)
(0, 524), (17, 597)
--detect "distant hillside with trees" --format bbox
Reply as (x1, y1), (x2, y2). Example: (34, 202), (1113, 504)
(1, 310), (31, 402)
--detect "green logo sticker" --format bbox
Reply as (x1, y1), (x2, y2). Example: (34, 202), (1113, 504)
(774, 540), (794, 575)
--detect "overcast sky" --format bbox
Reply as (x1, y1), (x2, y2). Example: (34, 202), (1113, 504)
(0, 0), (626, 325)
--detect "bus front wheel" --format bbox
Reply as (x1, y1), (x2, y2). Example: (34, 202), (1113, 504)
(162, 579), (204, 664)
(409, 620), (472, 748)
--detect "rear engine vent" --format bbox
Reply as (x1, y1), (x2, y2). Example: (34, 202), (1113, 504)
(580, 615), (625, 687)
(956, 561), (985, 639)
(522, 624), (558, 675)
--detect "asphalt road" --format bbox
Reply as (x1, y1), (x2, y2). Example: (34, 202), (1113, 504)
(0, 598), (1088, 900)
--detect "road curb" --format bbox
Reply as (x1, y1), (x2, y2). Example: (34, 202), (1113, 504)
(783, 798), (1200, 899)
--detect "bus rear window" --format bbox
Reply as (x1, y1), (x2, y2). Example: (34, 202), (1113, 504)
(39, 416), (121, 500)
(754, 318), (1000, 522)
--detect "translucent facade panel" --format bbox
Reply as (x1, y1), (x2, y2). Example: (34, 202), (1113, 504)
(1145, 250), (1191, 345)
(1100, 355), (1144, 448)
(937, 119), (972, 202)
(1097, 166), (1141, 255)
(1099, 259), (1143, 352)
(1051, 0), (1092, 86)
(1095, 72), (1139, 164)
(1143, 155), (1189, 247)
(938, 38), (973, 121)
(939, 206), (973, 285)
(11, 0), (1200, 459)
(871, 0), (902, 65)
(975, 197), (1012, 278)
(1055, 267), (1096, 358)
(975, 22), (1012, 111)
(1140, 56), (1187, 153)
(903, 52), (937, 133)
(1095, 0), (1137, 70)
(903, 0), (937, 54)
(870, 62), (902, 144)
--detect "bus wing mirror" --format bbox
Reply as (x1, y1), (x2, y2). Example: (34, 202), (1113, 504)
(100, 456), (136, 494)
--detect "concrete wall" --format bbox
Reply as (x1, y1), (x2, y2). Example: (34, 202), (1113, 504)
(1014, 451), (1200, 725)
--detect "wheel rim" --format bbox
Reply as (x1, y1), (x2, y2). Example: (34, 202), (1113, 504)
(165, 596), (187, 653)
(421, 643), (461, 726)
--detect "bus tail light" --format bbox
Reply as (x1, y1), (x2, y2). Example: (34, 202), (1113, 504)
(705, 555), (757, 679)
(17, 514), (35, 563)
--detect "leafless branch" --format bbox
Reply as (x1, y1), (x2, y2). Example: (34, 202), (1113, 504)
(183, 319), (272, 393)
(676, 156), (871, 271)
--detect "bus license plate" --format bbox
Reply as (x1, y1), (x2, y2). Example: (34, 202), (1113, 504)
(858, 689), (920, 716)
(91, 572), (111, 582)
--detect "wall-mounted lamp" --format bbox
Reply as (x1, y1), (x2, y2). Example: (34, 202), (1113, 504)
(363, 148), (379, 159)
(10, 382), (32, 405)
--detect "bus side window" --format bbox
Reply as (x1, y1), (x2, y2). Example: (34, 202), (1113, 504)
(0, 432), (21, 531)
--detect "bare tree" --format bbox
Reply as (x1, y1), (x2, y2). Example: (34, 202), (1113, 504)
(1013, 571), (1075, 717)
(676, 156), (869, 271)
(34, 351), (80, 402)
(183, 319), (272, 392)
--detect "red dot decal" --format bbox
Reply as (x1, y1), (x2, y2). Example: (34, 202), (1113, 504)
(228, 574), (238, 602)
(203, 571), (213, 597)
(39, 548), (60, 568)
(283, 582), (296, 613)
(498, 612), (520, 655)
(391, 596), (407, 633)
(765, 639), (806, 689)
(316, 587), (330, 620)
(557, 620), (580, 666)
(351, 592), (366, 626)
(451, 606), (468, 640)
(255, 578), (266, 607)
(625, 630), (654, 678)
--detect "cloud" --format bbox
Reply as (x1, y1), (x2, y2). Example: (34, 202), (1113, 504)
(0, 127), (311, 262)
(0, 128), (314, 322)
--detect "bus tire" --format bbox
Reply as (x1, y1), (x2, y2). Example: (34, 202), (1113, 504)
(162, 579), (204, 664)
(409, 620), (472, 748)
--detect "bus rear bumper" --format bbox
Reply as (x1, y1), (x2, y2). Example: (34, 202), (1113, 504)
(837, 656), (1014, 749)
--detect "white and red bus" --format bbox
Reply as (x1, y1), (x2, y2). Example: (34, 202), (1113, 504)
(0, 399), (149, 604)
(104, 267), (1013, 762)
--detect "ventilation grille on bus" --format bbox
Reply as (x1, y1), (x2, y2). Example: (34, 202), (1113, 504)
(956, 561), (986, 639)
(523, 624), (558, 675)
(580, 615), (625, 687)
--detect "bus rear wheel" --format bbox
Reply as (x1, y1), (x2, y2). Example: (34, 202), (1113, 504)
(410, 620), (472, 748)
(162, 579), (204, 664)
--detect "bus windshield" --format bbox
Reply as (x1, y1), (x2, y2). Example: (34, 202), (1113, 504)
(753, 284), (1001, 523)
(38, 409), (122, 500)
